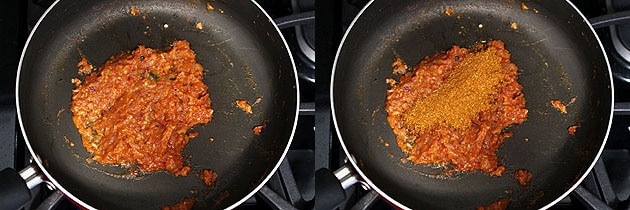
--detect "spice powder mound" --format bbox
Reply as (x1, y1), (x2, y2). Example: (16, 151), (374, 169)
(385, 40), (528, 176)
(70, 40), (213, 176)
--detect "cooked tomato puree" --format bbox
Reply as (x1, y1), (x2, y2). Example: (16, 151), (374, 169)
(476, 198), (510, 210)
(200, 169), (218, 188)
(162, 198), (196, 210)
(70, 40), (213, 176)
(514, 169), (533, 187)
(385, 40), (527, 176)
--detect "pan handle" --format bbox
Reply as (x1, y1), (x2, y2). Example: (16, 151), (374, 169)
(315, 167), (346, 210)
(315, 164), (367, 210)
(0, 164), (45, 210)
(18, 164), (45, 190)
(333, 164), (360, 190)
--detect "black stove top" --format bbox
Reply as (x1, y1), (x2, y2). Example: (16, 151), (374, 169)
(1, 0), (629, 209)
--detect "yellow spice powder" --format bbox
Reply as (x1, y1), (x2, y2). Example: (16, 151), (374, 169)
(405, 48), (508, 131)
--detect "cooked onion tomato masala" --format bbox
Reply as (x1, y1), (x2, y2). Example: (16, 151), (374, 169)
(70, 40), (213, 176)
(385, 40), (528, 176)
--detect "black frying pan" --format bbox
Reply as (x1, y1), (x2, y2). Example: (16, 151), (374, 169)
(332, 0), (612, 209)
(6, 0), (298, 209)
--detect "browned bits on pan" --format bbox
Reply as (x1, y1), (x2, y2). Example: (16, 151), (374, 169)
(56, 108), (65, 122)
(206, 2), (214, 10)
(444, 6), (455, 16)
(385, 78), (396, 87)
(253, 120), (268, 135)
(253, 125), (264, 135)
(521, 2), (529, 10)
(195, 22), (203, 30)
(77, 57), (92, 75)
(236, 99), (253, 114)
(64, 135), (74, 147)
(161, 198), (195, 210)
(568, 96), (577, 105)
(391, 57), (407, 75)
(129, 6), (141, 16)
(379, 136), (389, 147)
(514, 169), (533, 187)
(214, 190), (230, 207)
(200, 169), (218, 188)
(568, 121), (582, 135)
(253, 97), (263, 105)
(476, 198), (510, 210)
(510, 22), (518, 30)
(188, 131), (200, 139)
(551, 99), (567, 114)
(71, 78), (82, 87)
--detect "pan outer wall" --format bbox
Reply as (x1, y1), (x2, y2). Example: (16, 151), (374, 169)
(332, 0), (612, 209)
(17, 0), (298, 209)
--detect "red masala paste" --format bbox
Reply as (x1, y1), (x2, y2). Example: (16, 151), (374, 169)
(71, 40), (213, 176)
(385, 40), (527, 176)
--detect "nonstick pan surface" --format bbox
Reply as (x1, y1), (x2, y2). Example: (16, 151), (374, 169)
(331, 0), (613, 209)
(17, 0), (299, 209)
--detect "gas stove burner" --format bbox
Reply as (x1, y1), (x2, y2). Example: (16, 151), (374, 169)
(293, 0), (315, 62)
(296, 26), (315, 73)
(291, 0), (315, 84)
(606, 0), (630, 83)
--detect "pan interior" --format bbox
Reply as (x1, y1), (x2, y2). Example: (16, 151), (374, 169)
(333, 0), (611, 209)
(17, 0), (297, 209)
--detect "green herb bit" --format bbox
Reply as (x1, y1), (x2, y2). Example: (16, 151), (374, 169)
(149, 72), (159, 80)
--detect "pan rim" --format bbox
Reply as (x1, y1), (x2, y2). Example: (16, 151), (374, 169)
(536, 1), (613, 209)
(223, 0), (300, 208)
(14, 1), (99, 208)
(329, 0), (411, 209)
(329, 0), (615, 209)
(14, 0), (300, 209)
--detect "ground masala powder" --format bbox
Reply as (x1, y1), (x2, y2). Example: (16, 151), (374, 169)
(385, 40), (528, 176)
(406, 47), (506, 131)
